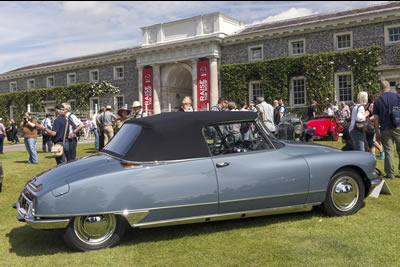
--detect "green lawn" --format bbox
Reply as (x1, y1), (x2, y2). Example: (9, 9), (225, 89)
(0, 142), (399, 266)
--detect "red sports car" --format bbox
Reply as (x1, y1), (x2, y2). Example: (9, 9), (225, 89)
(306, 115), (344, 141)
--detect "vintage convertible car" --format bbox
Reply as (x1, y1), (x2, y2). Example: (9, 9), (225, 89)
(15, 112), (381, 251)
(306, 115), (344, 141)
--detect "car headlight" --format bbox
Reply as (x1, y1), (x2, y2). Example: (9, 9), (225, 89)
(294, 125), (303, 135)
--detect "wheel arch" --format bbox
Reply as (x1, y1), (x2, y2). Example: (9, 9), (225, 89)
(332, 165), (370, 197)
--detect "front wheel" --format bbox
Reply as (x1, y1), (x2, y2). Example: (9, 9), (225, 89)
(322, 169), (365, 217)
(64, 214), (127, 251)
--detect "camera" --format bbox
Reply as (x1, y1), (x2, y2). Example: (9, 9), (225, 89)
(23, 117), (28, 121)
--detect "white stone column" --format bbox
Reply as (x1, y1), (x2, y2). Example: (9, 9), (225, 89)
(191, 59), (198, 111)
(137, 66), (143, 106)
(152, 64), (161, 114)
(209, 57), (219, 108)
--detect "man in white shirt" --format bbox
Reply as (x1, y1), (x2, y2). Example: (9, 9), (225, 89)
(62, 103), (84, 161)
(256, 96), (276, 133)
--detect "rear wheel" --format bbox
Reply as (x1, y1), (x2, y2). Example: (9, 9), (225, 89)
(64, 214), (127, 251)
(322, 169), (365, 217)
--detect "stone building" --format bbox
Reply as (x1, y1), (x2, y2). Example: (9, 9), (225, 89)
(1, 1), (400, 119)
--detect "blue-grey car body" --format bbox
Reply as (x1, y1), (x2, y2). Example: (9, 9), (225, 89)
(16, 112), (381, 233)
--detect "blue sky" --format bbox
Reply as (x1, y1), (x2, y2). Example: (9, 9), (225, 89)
(0, 1), (383, 74)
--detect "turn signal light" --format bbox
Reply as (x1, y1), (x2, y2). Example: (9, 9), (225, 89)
(121, 162), (142, 168)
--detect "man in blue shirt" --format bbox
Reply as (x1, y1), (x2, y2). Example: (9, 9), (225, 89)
(211, 97), (228, 111)
(373, 80), (400, 178)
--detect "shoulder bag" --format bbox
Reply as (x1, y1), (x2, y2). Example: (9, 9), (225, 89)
(51, 120), (69, 158)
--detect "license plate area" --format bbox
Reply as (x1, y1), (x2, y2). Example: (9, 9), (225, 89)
(18, 194), (31, 217)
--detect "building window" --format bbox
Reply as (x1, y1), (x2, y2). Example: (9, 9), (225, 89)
(115, 95), (124, 110)
(291, 77), (306, 106)
(113, 66), (124, 80)
(334, 32), (352, 50)
(9, 82), (17, 92)
(384, 25), (400, 45)
(27, 79), (35, 90)
(336, 73), (353, 102)
(248, 46), (263, 61)
(389, 27), (400, 42)
(289, 39), (305, 56)
(89, 70), (99, 82)
(249, 81), (263, 102)
(47, 76), (55, 88)
(67, 73), (76, 85)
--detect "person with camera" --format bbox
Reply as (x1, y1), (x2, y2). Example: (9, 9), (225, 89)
(20, 112), (39, 164)
(38, 104), (69, 165)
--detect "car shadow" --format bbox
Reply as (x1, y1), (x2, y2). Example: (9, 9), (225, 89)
(7, 226), (70, 256)
(120, 210), (320, 248)
(7, 211), (320, 256)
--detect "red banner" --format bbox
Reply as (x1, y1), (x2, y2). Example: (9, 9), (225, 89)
(197, 60), (209, 111)
(142, 68), (153, 114)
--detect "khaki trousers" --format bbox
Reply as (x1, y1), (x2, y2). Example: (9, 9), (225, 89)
(103, 125), (114, 146)
(381, 128), (400, 177)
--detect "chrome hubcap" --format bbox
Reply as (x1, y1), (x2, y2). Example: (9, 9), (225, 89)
(331, 176), (359, 212)
(74, 214), (116, 245)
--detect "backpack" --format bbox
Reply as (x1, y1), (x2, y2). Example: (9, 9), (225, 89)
(378, 96), (400, 128)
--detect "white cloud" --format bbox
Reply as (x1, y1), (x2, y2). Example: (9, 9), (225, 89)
(253, 7), (319, 25)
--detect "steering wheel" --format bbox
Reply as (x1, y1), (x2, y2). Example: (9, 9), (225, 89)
(222, 133), (235, 153)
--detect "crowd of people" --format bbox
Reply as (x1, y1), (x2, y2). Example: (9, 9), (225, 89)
(1, 81), (400, 180)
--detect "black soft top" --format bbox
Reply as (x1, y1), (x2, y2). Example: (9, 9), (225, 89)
(116, 111), (257, 162)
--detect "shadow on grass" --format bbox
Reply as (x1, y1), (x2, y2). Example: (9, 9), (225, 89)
(120, 209), (320, 248)
(7, 226), (69, 256)
(14, 161), (28, 164)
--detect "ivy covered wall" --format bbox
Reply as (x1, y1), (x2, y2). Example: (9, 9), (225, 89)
(221, 45), (383, 114)
(0, 81), (119, 122)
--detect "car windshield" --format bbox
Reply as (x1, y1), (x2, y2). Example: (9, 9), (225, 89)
(102, 123), (142, 158)
(255, 119), (284, 148)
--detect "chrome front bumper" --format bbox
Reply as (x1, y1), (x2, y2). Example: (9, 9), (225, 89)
(16, 192), (70, 229)
(367, 168), (383, 196)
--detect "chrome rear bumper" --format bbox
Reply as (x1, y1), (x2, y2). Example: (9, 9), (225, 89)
(16, 192), (70, 229)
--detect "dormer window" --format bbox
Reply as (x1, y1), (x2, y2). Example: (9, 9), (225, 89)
(248, 46), (263, 61)
(289, 39), (305, 56)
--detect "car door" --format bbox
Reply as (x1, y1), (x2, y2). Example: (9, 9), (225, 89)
(203, 121), (310, 214)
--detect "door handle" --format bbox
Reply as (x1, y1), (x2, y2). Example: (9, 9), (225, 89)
(216, 162), (230, 168)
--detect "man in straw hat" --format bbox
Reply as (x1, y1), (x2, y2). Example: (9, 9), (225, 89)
(98, 105), (117, 145)
(131, 101), (147, 119)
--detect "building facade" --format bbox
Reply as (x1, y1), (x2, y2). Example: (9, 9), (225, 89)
(1, 2), (400, 119)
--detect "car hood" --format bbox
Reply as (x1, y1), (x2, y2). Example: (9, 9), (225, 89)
(30, 154), (119, 190)
(282, 141), (341, 156)
(307, 119), (332, 135)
